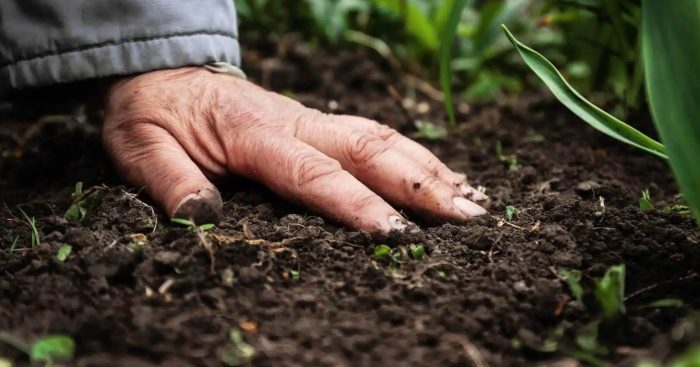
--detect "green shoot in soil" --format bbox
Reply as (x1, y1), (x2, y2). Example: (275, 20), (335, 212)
(496, 141), (520, 171)
(557, 268), (583, 303)
(0, 332), (75, 364)
(639, 189), (654, 211)
(504, 205), (518, 221)
(8, 235), (19, 254)
(439, 0), (470, 128)
(64, 182), (105, 222)
(414, 120), (447, 140)
(219, 328), (255, 366)
(171, 218), (216, 232)
(17, 208), (39, 247)
(372, 244), (391, 258)
(56, 245), (72, 262)
(409, 244), (426, 261)
(290, 270), (300, 281)
(595, 264), (626, 319)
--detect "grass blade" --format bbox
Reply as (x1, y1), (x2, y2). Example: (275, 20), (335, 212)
(439, 0), (471, 128)
(501, 25), (667, 160)
(642, 0), (700, 223)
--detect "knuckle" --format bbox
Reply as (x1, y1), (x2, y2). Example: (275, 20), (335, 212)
(293, 152), (343, 188)
(346, 132), (389, 166)
(348, 192), (379, 213)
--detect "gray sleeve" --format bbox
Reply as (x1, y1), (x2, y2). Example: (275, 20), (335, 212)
(0, 0), (241, 92)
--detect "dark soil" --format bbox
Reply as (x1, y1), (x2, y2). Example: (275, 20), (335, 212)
(2, 39), (700, 367)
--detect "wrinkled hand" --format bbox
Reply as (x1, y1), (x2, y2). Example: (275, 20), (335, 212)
(103, 67), (488, 233)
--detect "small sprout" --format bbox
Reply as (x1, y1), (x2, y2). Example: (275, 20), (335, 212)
(372, 244), (391, 258)
(663, 204), (691, 216)
(290, 270), (300, 281)
(557, 267), (584, 304)
(64, 182), (105, 222)
(409, 244), (426, 260)
(496, 141), (520, 171)
(638, 298), (684, 310)
(171, 218), (216, 232)
(594, 264), (626, 319)
(639, 189), (654, 211)
(414, 120), (447, 140)
(9, 235), (19, 254)
(17, 208), (40, 247)
(594, 196), (606, 218)
(219, 328), (255, 366)
(56, 245), (72, 262)
(504, 205), (518, 221)
(29, 335), (75, 363)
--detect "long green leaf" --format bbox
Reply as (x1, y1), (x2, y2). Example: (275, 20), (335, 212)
(439, 0), (471, 128)
(642, 0), (700, 223)
(501, 25), (667, 160)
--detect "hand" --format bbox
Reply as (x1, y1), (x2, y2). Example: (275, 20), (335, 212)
(102, 67), (488, 233)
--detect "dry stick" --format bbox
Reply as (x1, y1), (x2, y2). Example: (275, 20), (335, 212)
(625, 272), (699, 301)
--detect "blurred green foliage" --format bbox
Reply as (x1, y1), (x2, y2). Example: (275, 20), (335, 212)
(235, 0), (643, 109)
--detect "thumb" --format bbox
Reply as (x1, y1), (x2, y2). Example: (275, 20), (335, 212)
(103, 121), (223, 225)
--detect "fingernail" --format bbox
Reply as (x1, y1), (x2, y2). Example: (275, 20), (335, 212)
(460, 184), (490, 204)
(173, 188), (223, 225)
(388, 215), (408, 230)
(453, 196), (487, 217)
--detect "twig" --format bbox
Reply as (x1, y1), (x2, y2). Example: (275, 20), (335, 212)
(625, 272), (699, 301)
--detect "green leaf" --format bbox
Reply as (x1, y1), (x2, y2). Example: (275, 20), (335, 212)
(220, 329), (255, 366)
(639, 189), (654, 211)
(56, 245), (72, 262)
(439, 0), (470, 128)
(639, 298), (684, 310)
(576, 320), (609, 356)
(414, 120), (447, 140)
(504, 205), (517, 221)
(29, 335), (75, 363)
(372, 244), (391, 258)
(373, 0), (439, 51)
(198, 223), (216, 232)
(409, 244), (426, 260)
(557, 268), (584, 303)
(594, 265), (626, 319)
(642, 0), (700, 224)
(501, 25), (668, 160)
(290, 270), (300, 281)
(171, 218), (195, 228)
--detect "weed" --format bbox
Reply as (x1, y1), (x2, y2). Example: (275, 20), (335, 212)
(0, 332), (75, 364)
(496, 141), (520, 171)
(409, 244), (426, 260)
(504, 205), (518, 221)
(8, 235), (19, 254)
(595, 264), (625, 319)
(219, 328), (255, 366)
(639, 189), (654, 211)
(17, 208), (39, 247)
(56, 245), (72, 262)
(414, 120), (447, 140)
(171, 218), (216, 232)
(64, 182), (105, 222)
(557, 267), (583, 303)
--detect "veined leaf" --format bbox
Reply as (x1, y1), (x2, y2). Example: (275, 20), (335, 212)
(501, 25), (667, 160)
(642, 0), (700, 223)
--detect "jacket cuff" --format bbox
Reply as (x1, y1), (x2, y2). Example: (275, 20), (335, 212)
(0, 32), (241, 91)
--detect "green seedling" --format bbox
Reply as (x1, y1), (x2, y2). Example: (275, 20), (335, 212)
(64, 182), (105, 222)
(438, 0), (470, 128)
(219, 328), (255, 367)
(414, 120), (447, 140)
(594, 264), (626, 319)
(171, 218), (216, 232)
(372, 244), (392, 258)
(0, 332), (75, 364)
(409, 244), (426, 260)
(663, 205), (692, 216)
(496, 141), (520, 171)
(290, 270), (300, 281)
(56, 245), (72, 262)
(639, 189), (654, 211)
(557, 267), (583, 303)
(8, 235), (19, 254)
(17, 208), (39, 247)
(504, 205), (518, 221)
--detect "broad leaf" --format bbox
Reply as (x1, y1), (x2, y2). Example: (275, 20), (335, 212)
(501, 25), (667, 160)
(642, 0), (700, 223)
